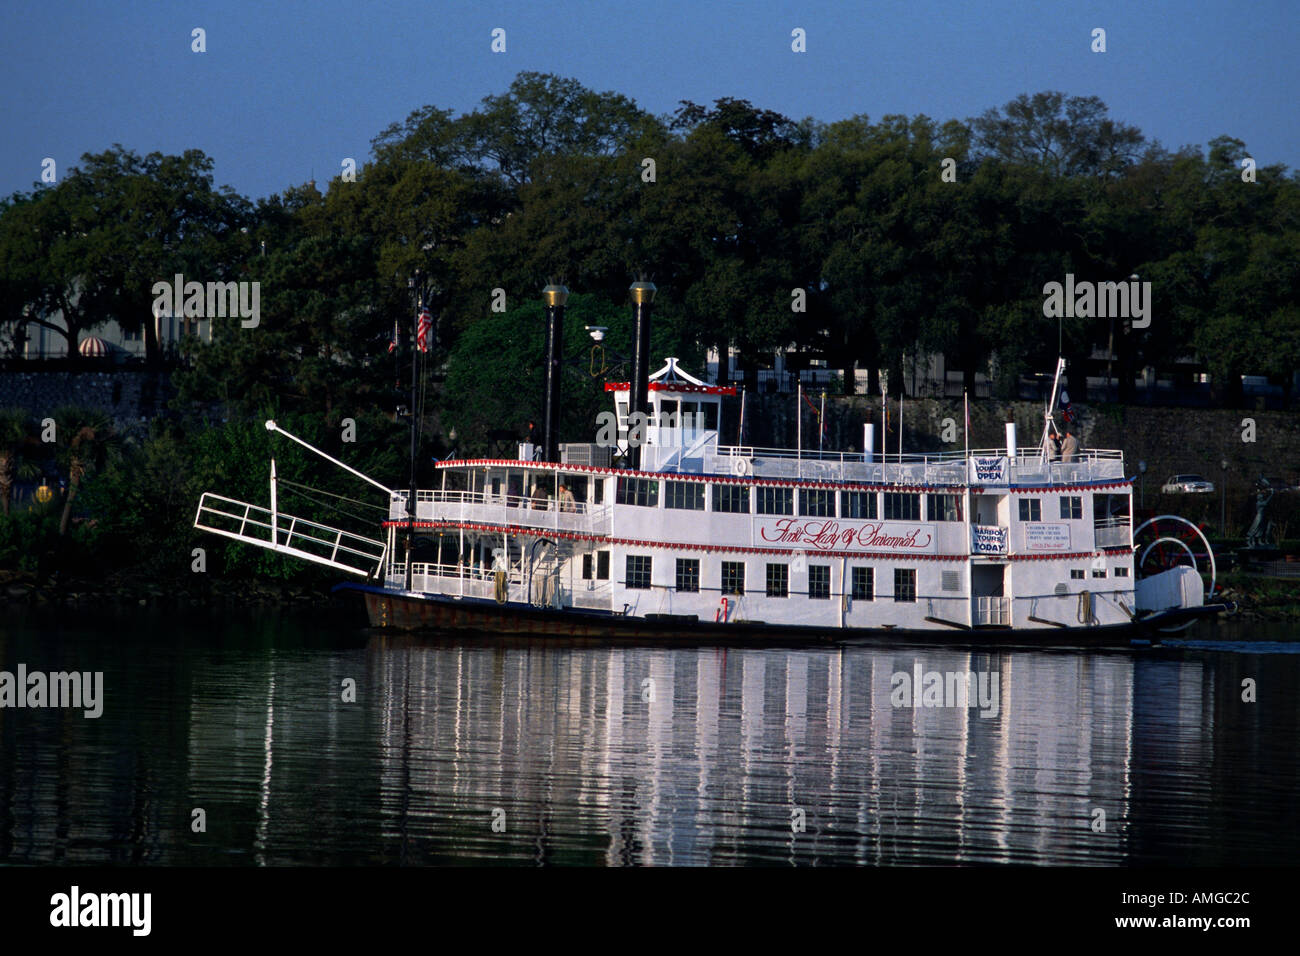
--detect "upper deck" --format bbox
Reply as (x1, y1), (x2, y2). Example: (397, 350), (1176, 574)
(701, 445), (1126, 486)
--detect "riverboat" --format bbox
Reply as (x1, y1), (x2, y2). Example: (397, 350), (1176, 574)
(193, 285), (1232, 642)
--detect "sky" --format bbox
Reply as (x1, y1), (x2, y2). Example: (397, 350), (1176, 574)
(2, 0), (1297, 201)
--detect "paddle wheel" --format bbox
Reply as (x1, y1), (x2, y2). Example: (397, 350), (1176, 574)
(1132, 515), (1219, 632)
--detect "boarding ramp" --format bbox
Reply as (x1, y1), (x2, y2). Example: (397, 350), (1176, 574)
(194, 492), (387, 577)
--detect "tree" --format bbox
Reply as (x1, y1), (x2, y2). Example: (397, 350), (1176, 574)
(0, 409), (38, 515)
(971, 92), (1145, 178)
(51, 407), (118, 537)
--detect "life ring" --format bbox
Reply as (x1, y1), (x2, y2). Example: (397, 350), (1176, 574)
(731, 457), (751, 476)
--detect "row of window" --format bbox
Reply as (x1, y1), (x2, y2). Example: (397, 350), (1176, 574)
(1019, 496), (1084, 522)
(619, 477), (962, 521)
(620, 556), (916, 602)
(589, 552), (1129, 591)
(1069, 566), (1130, 578)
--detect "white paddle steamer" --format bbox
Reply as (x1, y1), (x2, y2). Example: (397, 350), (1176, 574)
(194, 285), (1229, 641)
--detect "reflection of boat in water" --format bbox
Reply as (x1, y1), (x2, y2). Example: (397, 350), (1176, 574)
(193, 284), (1232, 643)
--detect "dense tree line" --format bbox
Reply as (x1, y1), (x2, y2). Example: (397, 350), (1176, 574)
(2, 73), (1298, 454)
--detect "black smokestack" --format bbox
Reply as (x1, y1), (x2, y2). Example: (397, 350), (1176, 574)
(628, 280), (656, 470)
(541, 283), (568, 462)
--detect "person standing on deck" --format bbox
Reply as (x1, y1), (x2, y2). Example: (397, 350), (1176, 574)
(1061, 429), (1079, 462)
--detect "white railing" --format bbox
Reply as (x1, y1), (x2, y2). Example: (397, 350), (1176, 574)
(194, 492), (387, 577)
(1094, 516), (1131, 549)
(387, 560), (611, 610)
(975, 596), (1011, 626)
(390, 489), (613, 534)
(707, 445), (1125, 485)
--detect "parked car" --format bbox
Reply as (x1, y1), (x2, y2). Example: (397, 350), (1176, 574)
(1161, 474), (1215, 494)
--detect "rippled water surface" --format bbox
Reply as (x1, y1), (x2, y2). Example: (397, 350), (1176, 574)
(2, 608), (1296, 865)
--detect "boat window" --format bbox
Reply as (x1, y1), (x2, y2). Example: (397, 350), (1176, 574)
(851, 567), (874, 600)
(841, 491), (878, 520)
(799, 489), (834, 517)
(676, 558), (700, 592)
(616, 476), (660, 507)
(766, 563), (789, 598)
(926, 493), (963, 522)
(597, 551), (610, 579)
(1070, 569), (1085, 579)
(1059, 495), (1082, 519)
(756, 486), (794, 515)
(721, 561), (746, 595)
(808, 565), (830, 600)
(702, 402), (719, 431)
(626, 555), (652, 589)
(659, 400), (679, 427)
(665, 480), (705, 510)
(713, 483), (750, 514)
(1018, 498), (1042, 522)
(893, 568), (916, 603)
(884, 492), (920, 521)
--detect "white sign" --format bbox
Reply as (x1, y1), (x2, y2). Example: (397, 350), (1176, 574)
(970, 456), (1007, 483)
(1024, 522), (1071, 551)
(971, 524), (1007, 554)
(756, 518), (937, 553)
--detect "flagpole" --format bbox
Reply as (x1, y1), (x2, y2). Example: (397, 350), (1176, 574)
(881, 380), (887, 464)
(963, 389), (970, 462)
(796, 380), (802, 462)
(819, 390), (825, 453)
(898, 390), (903, 459)
(405, 292), (420, 593)
(737, 386), (746, 446)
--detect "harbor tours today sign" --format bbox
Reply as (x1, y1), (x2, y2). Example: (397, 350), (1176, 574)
(756, 518), (937, 553)
(971, 524), (1008, 555)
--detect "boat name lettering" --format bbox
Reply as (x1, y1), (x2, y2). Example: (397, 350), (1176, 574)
(758, 518), (934, 552)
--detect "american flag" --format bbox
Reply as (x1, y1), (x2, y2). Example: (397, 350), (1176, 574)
(416, 308), (432, 353)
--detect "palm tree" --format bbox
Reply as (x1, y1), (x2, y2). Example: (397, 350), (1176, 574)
(0, 409), (39, 516)
(51, 406), (118, 537)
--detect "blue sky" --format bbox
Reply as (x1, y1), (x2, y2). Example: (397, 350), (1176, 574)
(3, 0), (1296, 200)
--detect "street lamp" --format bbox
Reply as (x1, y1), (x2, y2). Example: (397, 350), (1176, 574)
(1138, 460), (1146, 509)
(1220, 459), (1229, 537)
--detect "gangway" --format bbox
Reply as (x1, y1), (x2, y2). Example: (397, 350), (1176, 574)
(194, 492), (387, 577)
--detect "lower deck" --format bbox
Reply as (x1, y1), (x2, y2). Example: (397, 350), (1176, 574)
(386, 533), (1138, 632)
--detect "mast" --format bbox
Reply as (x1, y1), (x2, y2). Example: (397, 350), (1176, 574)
(406, 287), (424, 592)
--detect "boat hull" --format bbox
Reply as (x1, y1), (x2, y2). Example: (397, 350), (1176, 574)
(335, 583), (1229, 645)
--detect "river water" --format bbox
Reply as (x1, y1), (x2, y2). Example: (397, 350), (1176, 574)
(1, 606), (1296, 866)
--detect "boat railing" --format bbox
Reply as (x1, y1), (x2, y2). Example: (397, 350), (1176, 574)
(707, 445), (1125, 485)
(390, 490), (613, 534)
(195, 492), (387, 577)
(1093, 515), (1132, 549)
(387, 560), (610, 609)
(975, 595), (1011, 626)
